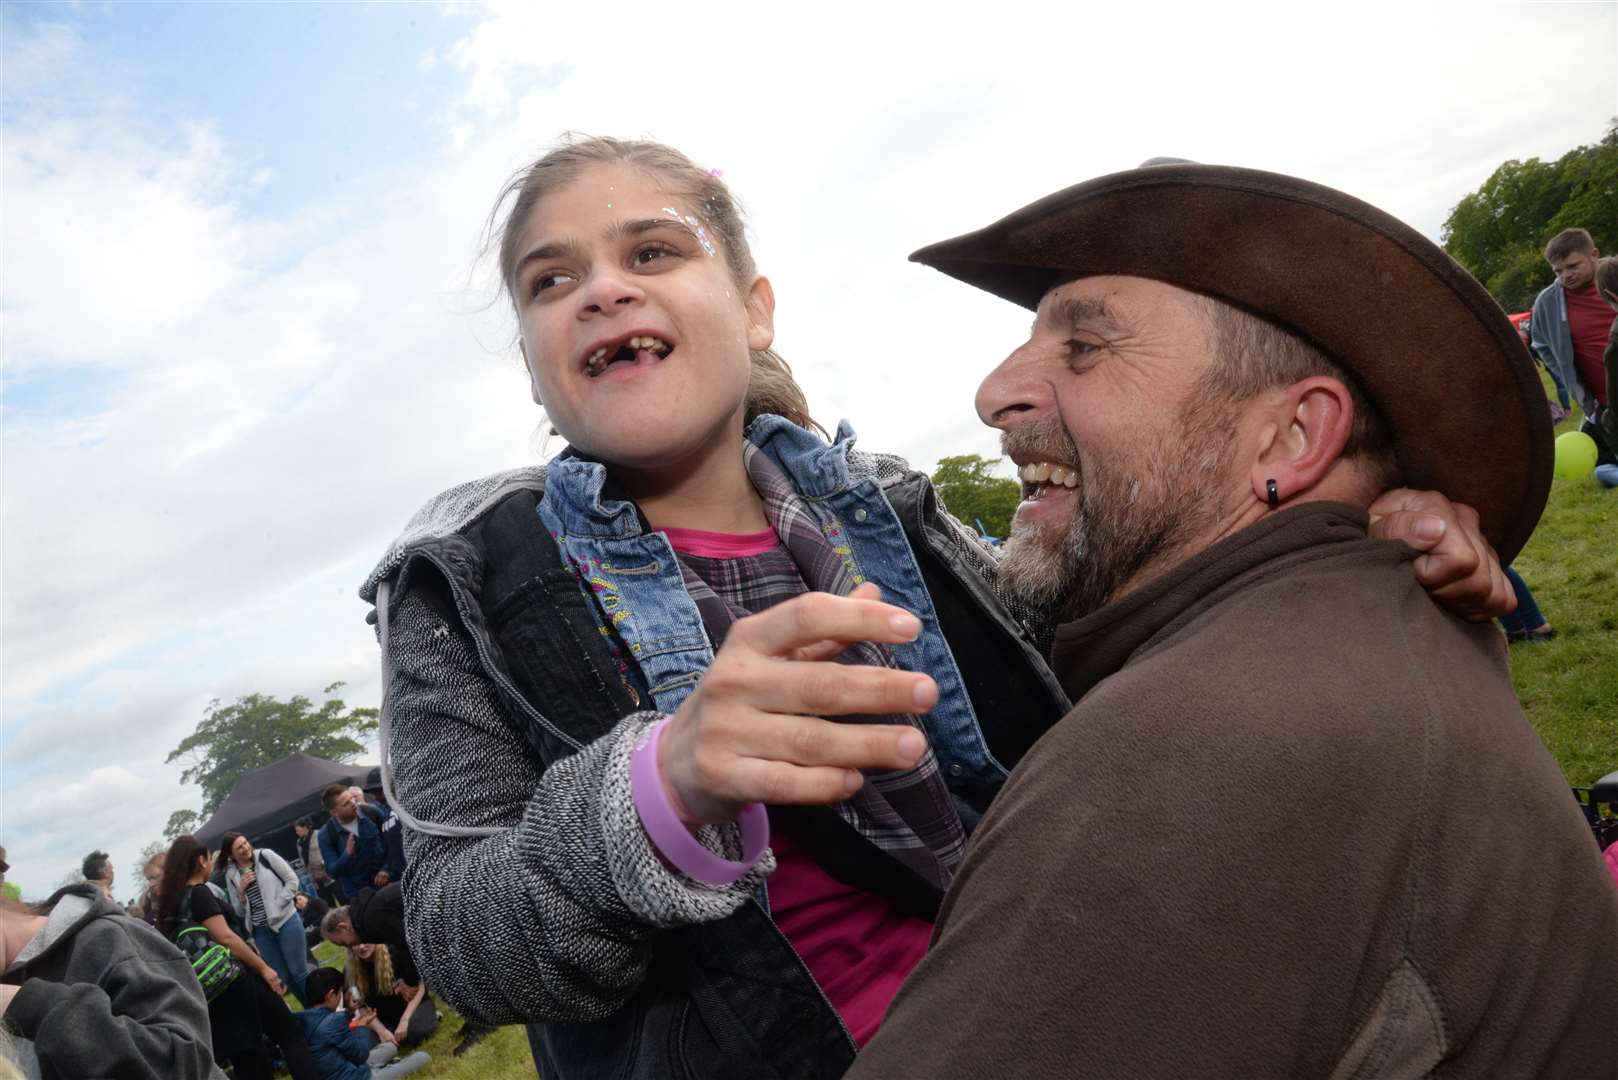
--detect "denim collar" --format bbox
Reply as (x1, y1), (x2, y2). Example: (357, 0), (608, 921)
(543, 415), (863, 539)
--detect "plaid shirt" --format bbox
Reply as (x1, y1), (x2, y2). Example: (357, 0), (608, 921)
(671, 445), (966, 892)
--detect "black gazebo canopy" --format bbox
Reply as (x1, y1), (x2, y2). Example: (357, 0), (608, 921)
(195, 752), (376, 850)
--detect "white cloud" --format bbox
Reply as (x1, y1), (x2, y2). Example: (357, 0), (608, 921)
(1, 0), (1614, 897)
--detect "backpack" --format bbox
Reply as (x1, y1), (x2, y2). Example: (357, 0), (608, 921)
(172, 889), (245, 1002)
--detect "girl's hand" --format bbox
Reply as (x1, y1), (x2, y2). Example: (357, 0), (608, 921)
(261, 967), (287, 997)
(659, 584), (935, 826)
(1367, 489), (1510, 620)
(239, 869), (256, 894)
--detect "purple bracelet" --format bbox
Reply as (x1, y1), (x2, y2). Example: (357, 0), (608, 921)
(629, 717), (769, 886)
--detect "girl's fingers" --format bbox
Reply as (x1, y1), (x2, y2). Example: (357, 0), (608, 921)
(723, 713), (927, 772)
(731, 591), (921, 657)
(724, 757), (866, 807)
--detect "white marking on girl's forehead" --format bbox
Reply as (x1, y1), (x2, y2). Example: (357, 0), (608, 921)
(662, 206), (718, 257)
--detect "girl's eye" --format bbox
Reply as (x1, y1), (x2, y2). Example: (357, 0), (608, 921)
(531, 270), (575, 298)
(633, 243), (677, 267)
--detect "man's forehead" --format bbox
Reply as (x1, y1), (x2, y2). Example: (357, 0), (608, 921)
(1035, 274), (1198, 329)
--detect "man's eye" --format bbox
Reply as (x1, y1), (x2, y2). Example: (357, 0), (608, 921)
(1065, 339), (1101, 363)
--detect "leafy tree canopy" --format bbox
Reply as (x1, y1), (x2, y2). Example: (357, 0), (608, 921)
(165, 683), (378, 819)
(931, 454), (1021, 541)
(162, 810), (200, 842)
(1442, 122), (1617, 312)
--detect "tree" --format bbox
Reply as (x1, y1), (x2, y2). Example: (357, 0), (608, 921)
(162, 810), (200, 842)
(931, 454), (1022, 541)
(165, 683), (379, 819)
(1442, 122), (1618, 312)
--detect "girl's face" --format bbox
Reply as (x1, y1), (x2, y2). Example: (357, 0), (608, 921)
(511, 162), (774, 469)
(231, 837), (252, 865)
(354, 943), (376, 961)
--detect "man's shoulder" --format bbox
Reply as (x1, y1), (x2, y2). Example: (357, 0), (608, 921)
(1531, 281), (1562, 312)
(1054, 539), (1497, 770)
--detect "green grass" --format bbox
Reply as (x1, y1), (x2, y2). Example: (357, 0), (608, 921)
(1507, 396), (1618, 789)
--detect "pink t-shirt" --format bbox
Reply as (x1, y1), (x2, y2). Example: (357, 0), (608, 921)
(766, 818), (935, 1047)
(665, 526), (936, 1046)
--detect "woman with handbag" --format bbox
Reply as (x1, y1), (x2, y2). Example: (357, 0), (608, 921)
(157, 835), (319, 1080)
(219, 831), (311, 1005)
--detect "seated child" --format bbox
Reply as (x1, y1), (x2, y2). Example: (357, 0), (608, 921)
(297, 966), (430, 1080)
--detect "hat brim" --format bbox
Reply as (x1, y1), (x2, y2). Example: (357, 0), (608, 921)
(910, 164), (1552, 564)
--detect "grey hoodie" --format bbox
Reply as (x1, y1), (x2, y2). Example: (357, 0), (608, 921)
(2, 885), (225, 1080)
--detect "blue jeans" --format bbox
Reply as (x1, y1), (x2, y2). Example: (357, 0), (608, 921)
(1499, 566), (1547, 636)
(253, 916), (310, 1006)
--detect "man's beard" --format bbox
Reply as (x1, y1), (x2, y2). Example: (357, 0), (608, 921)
(998, 404), (1238, 622)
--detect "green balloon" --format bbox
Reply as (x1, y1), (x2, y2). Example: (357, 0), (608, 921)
(1553, 431), (1599, 479)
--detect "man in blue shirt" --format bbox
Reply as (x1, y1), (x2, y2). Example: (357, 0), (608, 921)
(317, 784), (387, 901)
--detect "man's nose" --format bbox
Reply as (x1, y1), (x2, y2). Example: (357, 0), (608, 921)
(976, 340), (1053, 429)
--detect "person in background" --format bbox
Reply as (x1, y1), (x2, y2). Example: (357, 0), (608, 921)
(2, 882), (225, 1079)
(296, 966), (430, 1080)
(1529, 227), (1617, 487)
(346, 788), (406, 888)
(157, 836), (318, 1080)
(0, 849), (18, 904)
(297, 819), (341, 908)
(130, 851), (167, 928)
(218, 832), (311, 1006)
(79, 852), (114, 901)
(1594, 256), (1618, 476)
(1516, 316), (1569, 423)
(1498, 566), (1556, 644)
(344, 942), (438, 1048)
(317, 786), (387, 901)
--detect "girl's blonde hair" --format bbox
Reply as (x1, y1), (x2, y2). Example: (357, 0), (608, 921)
(348, 943), (397, 1000)
(486, 135), (823, 437)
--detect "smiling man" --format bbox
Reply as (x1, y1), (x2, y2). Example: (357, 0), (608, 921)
(847, 163), (1618, 1078)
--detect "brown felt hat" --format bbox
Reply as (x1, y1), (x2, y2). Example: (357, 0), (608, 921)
(911, 162), (1552, 563)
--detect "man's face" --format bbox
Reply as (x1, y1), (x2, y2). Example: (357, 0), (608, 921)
(328, 923), (358, 947)
(1550, 249), (1599, 291)
(975, 275), (1241, 619)
(333, 789), (359, 823)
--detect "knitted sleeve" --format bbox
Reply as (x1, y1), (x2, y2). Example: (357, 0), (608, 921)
(384, 587), (771, 1025)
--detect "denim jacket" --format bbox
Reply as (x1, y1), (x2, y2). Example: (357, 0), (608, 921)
(361, 417), (1069, 1080)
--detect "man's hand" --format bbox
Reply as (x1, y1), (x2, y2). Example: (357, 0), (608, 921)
(1368, 489), (1512, 621)
(373, 870), (390, 888)
(346, 834), (357, 855)
(660, 583), (935, 825)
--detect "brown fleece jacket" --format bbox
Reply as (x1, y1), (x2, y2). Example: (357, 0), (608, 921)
(850, 504), (1618, 1080)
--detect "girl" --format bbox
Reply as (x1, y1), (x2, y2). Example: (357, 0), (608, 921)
(343, 942), (437, 1047)
(219, 831), (311, 1005)
(363, 136), (1505, 1080)
(157, 836), (319, 1080)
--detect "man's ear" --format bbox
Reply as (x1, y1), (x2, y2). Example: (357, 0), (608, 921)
(520, 342), (543, 405)
(1248, 376), (1355, 507)
(745, 275), (776, 353)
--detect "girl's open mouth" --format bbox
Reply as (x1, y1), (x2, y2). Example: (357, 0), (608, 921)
(584, 335), (673, 378)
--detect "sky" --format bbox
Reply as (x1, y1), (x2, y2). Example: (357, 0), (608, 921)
(1, 0), (1614, 901)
